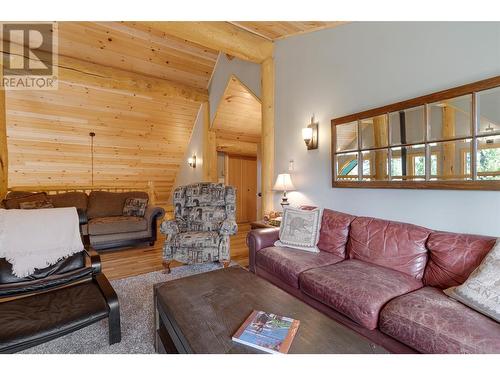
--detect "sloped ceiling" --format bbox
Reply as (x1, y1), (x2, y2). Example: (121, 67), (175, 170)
(4, 22), (218, 206)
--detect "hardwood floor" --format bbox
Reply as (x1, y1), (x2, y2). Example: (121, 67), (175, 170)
(100, 222), (251, 280)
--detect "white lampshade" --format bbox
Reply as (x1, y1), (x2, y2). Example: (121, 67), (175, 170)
(273, 173), (295, 191)
(302, 127), (313, 141)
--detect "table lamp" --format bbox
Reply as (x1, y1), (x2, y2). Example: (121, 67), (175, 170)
(273, 173), (295, 207)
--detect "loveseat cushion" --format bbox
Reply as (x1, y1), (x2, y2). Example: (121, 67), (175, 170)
(88, 216), (147, 235)
(87, 191), (149, 219)
(316, 209), (356, 258)
(300, 259), (422, 330)
(347, 216), (431, 279)
(256, 247), (343, 288)
(423, 231), (496, 289)
(379, 286), (500, 353)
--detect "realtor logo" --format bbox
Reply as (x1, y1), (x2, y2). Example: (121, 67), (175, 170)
(1, 22), (58, 90)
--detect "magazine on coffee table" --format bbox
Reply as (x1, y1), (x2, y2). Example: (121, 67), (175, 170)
(232, 310), (300, 354)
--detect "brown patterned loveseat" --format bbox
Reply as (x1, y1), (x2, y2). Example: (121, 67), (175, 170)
(2, 190), (165, 251)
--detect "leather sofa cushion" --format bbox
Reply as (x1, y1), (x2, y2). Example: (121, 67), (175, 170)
(300, 259), (422, 330)
(347, 216), (431, 279)
(0, 281), (108, 352)
(49, 192), (88, 211)
(379, 286), (500, 353)
(87, 191), (149, 219)
(256, 247), (343, 288)
(88, 216), (147, 235)
(0, 252), (85, 284)
(423, 231), (496, 289)
(317, 209), (356, 258)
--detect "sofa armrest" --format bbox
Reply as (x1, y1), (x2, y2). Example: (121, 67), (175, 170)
(144, 205), (165, 228)
(247, 227), (280, 273)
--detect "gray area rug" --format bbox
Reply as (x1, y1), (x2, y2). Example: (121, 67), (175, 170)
(22, 262), (229, 354)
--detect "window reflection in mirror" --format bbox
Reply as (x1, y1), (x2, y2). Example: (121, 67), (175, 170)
(389, 106), (425, 146)
(361, 149), (388, 181)
(360, 115), (388, 150)
(336, 152), (359, 180)
(477, 87), (500, 135)
(476, 136), (500, 180)
(390, 144), (427, 180)
(428, 95), (472, 141)
(336, 122), (358, 152)
(429, 139), (472, 180)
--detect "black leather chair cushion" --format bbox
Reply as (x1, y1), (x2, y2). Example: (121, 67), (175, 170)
(0, 280), (109, 352)
(0, 252), (86, 284)
(0, 267), (93, 297)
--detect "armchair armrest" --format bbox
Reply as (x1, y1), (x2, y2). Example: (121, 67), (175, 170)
(84, 244), (102, 274)
(220, 219), (238, 236)
(247, 227), (280, 273)
(160, 219), (180, 237)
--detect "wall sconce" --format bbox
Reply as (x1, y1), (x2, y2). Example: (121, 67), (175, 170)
(302, 115), (318, 150)
(187, 155), (197, 168)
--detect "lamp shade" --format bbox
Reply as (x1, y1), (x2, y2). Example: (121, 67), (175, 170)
(273, 173), (295, 191)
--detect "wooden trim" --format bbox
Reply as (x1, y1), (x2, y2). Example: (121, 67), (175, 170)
(332, 180), (500, 191)
(202, 102), (217, 182)
(332, 76), (500, 125)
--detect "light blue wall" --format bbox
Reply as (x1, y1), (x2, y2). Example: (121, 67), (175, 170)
(274, 22), (500, 236)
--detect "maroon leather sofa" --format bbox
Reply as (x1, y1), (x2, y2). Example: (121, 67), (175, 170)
(247, 209), (500, 354)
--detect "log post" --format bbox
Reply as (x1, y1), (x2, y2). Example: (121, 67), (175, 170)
(0, 63), (7, 199)
(261, 57), (275, 215)
(203, 102), (217, 182)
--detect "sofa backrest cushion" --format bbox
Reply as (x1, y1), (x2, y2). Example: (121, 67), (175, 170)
(87, 191), (149, 219)
(49, 192), (88, 211)
(347, 216), (431, 279)
(423, 231), (496, 289)
(317, 209), (356, 258)
(2, 192), (48, 209)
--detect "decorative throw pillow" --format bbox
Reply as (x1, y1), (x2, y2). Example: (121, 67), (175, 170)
(444, 239), (500, 323)
(274, 206), (322, 253)
(19, 200), (54, 209)
(123, 197), (149, 217)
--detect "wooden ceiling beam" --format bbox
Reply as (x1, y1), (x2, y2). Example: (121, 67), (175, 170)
(144, 22), (273, 63)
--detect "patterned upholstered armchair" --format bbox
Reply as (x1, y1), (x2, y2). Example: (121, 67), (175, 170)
(160, 183), (238, 273)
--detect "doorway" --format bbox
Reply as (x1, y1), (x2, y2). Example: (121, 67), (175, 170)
(225, 154), (257, 223)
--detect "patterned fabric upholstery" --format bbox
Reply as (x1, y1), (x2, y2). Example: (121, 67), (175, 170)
(161, 182), (237, 265)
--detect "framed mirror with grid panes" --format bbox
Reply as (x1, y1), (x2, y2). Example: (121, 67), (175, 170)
(332, 76), (500, 190)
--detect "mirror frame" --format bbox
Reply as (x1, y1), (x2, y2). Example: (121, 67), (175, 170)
(331, 75), (500, 190)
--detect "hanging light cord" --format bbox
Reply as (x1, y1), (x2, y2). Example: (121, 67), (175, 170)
(89, 132), (95, 187)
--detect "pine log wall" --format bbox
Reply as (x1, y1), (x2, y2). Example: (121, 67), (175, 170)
(3, 22), (218, 206)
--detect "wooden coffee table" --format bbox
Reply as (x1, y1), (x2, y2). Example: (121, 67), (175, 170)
(154, 266), (388, 354)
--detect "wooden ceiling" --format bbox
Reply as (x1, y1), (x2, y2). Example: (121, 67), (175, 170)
(229, 21), (346, 41)
(212, 76), (261, 152)
(57, 22), (219, 90)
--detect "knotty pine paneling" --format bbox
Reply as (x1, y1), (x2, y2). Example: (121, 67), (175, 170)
(6, 79), (201, 205)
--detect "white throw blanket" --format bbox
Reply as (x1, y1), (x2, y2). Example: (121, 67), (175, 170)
(0, 207), (84, 278)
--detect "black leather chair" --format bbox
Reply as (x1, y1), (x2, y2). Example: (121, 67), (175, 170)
(0, 209), (121, 353)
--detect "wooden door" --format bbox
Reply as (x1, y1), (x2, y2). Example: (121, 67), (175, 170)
(226, 155), (257, 223)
